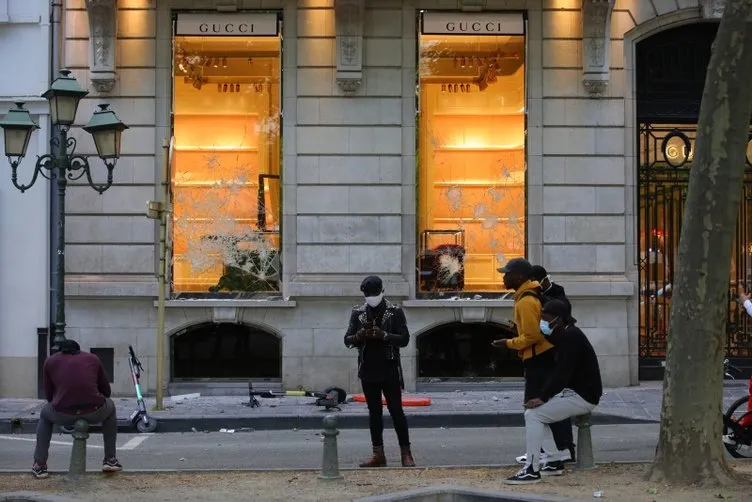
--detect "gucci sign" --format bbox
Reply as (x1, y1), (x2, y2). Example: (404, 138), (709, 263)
(176, 12), (279, 37)
(421, 12), (525, 36)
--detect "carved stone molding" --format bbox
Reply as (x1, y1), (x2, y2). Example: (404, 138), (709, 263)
(700, 0), (725, 18)
(460, 0), (486, 11)
(334, 0), (365, 96)
(85, 0), (117, 94)
(581, 0), (616, 97)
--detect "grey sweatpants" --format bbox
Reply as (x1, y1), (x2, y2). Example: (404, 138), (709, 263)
(34, 398), (118, 464)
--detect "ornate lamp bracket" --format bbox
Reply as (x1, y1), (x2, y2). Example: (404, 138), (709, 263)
(85, 0), (118, 94)
(582, 0), (616, 97)
(699, 0), (726, 18)
(334, 0), (365, 96)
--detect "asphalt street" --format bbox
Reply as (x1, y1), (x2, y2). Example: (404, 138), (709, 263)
(0, 424), (659, 472)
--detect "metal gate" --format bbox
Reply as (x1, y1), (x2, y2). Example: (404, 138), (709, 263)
(638, 123), (752, 378)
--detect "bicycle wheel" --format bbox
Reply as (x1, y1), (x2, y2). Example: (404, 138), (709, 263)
(723, 395), (752, 458)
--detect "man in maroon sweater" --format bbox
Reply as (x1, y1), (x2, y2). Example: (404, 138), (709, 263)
(32, 340), (122, 479)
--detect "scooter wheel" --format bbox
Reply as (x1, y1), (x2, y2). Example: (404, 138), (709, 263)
(323, 386), (347, 404)
(136, 417), (158, 433)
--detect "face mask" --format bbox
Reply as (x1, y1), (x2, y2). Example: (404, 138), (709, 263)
(540, 320), (554, 336)
(365, 293), (383, 308)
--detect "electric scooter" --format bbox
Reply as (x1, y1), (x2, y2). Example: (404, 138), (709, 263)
(128, 345), (158, 433)
(60, 346), (158, 434)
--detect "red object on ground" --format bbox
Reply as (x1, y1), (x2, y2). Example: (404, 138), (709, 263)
(352, 394), (432, 406)
(742, 376), (752, 427)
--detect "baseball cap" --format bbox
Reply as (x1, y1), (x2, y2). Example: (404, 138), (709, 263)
(360, 275), (383, 296)
(497, 257), (533, 277)
(531, 265), (548, 282)
(542, 299), (577, 324)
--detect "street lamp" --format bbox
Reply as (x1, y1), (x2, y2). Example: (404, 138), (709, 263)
(0, 69), (128, 353)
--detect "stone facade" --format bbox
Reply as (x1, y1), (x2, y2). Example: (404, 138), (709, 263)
(0, 0), (720, 397)
(0, 0), (51, 397)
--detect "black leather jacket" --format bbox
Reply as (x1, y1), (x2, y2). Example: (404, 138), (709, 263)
(344, 300), (410, 384)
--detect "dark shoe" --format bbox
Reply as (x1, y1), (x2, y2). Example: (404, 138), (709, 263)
(102, 457), (122, 473)
(400, 445), (416, 467)
(504, 465), (541, 485)
(359, 445), (386, 468)
(540, 460), (565, 476)
(32, 462), (49, 479)
(564, 445), (576, 464)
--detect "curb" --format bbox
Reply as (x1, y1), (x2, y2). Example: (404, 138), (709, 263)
(0, 460), (657, 475)
(0, 413), (657, 434)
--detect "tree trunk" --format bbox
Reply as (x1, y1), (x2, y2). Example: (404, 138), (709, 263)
(648, 0), (752, 486)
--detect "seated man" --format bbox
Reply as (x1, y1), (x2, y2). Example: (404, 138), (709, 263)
(32, 340), (122, 479)
(505, 300), (603, 485)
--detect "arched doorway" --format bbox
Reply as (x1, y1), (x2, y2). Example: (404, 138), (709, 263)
(171, 322), (281, 380)
(637, 22), (752, 379)
(416, 322), (522, 386)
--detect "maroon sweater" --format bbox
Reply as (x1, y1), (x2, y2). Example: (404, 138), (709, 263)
(43, 351), (111, 412)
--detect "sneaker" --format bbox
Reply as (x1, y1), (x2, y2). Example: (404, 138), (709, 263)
(32, 462), (49, 479)
(504, 465), (542, 485)
(540, 460), (565, 476)
(102, 457), (122, 473)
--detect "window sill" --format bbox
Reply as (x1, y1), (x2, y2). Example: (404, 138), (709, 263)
(159, 299), (297, 308)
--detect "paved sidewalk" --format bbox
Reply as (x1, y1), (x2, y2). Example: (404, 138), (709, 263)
(0, 381), (746, 433)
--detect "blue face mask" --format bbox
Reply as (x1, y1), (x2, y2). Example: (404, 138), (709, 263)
(540, 319), (558, 336)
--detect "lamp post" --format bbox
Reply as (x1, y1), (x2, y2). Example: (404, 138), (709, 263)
(0, 69), (128, 353)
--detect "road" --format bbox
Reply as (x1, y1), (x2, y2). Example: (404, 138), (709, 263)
(0, 424), (659, 471)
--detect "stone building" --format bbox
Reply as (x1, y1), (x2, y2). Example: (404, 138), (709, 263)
(5, 0), (749, 397)
(0, 0), (52, 397)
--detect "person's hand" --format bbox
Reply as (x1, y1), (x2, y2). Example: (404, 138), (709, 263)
(738, 286), (749, 303)
(365, 328), (387, 340)
(354, 329), (368, 343)
(491, 339), (507, 348)
(524, 398), (544, 409)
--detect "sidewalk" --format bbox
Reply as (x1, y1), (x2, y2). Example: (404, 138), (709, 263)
(1, 381), (746, 434)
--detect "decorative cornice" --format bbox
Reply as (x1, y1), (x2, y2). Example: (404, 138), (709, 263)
(85, 0), (117, 94)
(699, 0), (725, 18)
(460, 0), (486, 11)
(581, 0), (616, 97)
(334, 0), (365, 97)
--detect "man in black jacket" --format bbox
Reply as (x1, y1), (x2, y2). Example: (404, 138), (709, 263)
(505, 299), (602, 485)
(515, 264), (576, 466)
(344, 275), (416, 468)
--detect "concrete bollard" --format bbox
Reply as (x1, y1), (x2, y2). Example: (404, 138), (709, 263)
(318, 414), (343, 481)
(66, 419), (90, 480)
(574, 413), (595, 470)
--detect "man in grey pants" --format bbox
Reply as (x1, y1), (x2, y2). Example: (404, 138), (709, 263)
(32, 340), (122, 479)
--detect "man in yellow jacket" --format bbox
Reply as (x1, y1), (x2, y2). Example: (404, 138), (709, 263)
(492, 258), (572, 468)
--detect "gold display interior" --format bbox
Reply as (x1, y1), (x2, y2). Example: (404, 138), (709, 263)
(171, 35), (281, 293)
(418, 34), (526, 293)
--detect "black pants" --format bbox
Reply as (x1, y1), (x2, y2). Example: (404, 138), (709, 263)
(524, 351), (575, 452)
(361, 377), (410, 447)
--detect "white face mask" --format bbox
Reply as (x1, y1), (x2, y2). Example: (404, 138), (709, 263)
(365, 293), (384, 307)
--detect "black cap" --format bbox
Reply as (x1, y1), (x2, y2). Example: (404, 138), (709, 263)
(542, 299), (577, 324)
(497, 257), (533, 277)
(360, 275), (383, 296)
(531, 265), (548, 282)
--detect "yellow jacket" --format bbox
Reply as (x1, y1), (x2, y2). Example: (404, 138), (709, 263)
(505, 280), (554, 361)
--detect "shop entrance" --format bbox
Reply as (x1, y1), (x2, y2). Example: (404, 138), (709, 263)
(637, 22), (752, 379)
(416, 322), (522, 389)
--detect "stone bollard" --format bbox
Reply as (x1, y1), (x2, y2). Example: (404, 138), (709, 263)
(318, 414), (343, 481)
(66, 419), (90, 480)
(574, 413), (595, 470)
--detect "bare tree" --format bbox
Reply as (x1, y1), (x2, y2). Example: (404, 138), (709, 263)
(648, 0), (752, 485)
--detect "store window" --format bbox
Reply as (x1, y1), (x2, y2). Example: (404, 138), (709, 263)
(171, 13), (282, 295)
(417, 12), (526, 296)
